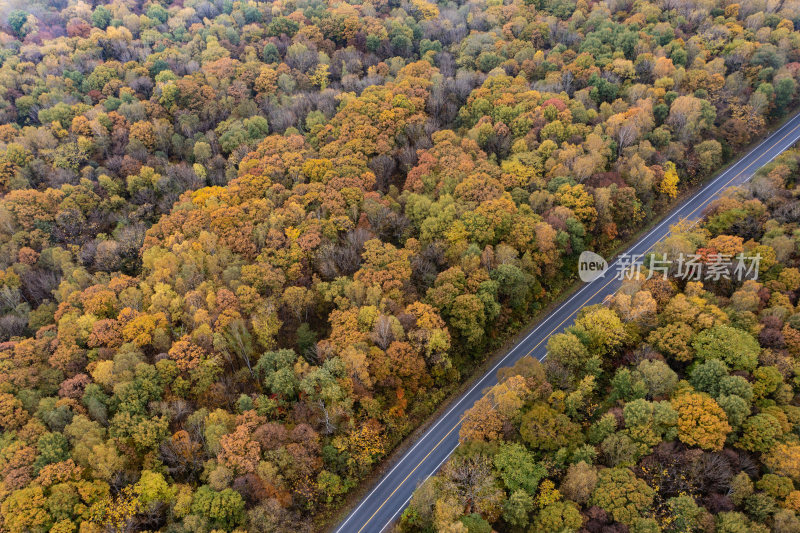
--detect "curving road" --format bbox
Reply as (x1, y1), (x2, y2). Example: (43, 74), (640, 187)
(332, 111), (800, 533)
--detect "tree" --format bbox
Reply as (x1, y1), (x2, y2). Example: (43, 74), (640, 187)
(459, 396), (503, 443)
(254, 349), (300, 398)
(88, 442), (125, 482)
(520, 403), (583, 451)
(689, 358), (729, 397)
(333, 420), (387, 477)
(560, 461), (598, 504)
(696, 140), (723, 174)
(588, 73), (619, 104)
(501, 489), (533, 528)
(91, 6), (112, 29)
(610, 367), (648, 402)
(764, 444), (800, 482)
(401, 477), (438, 531)
(168, 336), (205, 372)
(716, 511), (769, 533)
(717, 395), (751, 430)
(590, 468), (655, 525)
(660, 161), (679, 199)
(136, 470), (176, 506)
(33, 432), (70, 474)
(572, 306), (627, 356)
(555, 184), (597, 228)
(191, 486), (245, 530)
(311, 64), (330, 90)
(441, 453), (505, 522)
(547, 333), (590, 372)
(533, 501), (583, 533)
(490, 263), (531, 310)
(667, 95), (715, 142)
(1, 486), (50, 533)
(648, 323), (695, 362)
(774, 77), (797, 115)
(459, 513), (492, 532)
(85, 484), (135, 531)
(738, 413), (783, 453)
(0, 393), (28, 431)
(317, 470), (347, 505)
(667, 495), (703, 533)
(268, 16), (299, 37)
(146, 4), (168, 23)
(671, 392), (731, 451)
(8, 10), (28, 37)
(493, 443), (547, 495)
(449, 293), (487, 344)
(218, 423), (261, 475)
(692, 325), (760, 371)
(601, 432), (640, 467)
(637, 359), (678, 398)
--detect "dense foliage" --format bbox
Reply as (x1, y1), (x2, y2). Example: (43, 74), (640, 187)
(401, 149), (800, 532)
(1, 0), (800, 530)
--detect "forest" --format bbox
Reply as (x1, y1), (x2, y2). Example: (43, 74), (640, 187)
(400, 149), (800, 533)
(1, 0), (800, 530)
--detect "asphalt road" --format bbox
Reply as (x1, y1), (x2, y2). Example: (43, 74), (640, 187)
(332, 111), (800, 533)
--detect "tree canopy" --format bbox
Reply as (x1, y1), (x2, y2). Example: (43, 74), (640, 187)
(3, 0), (800, 529)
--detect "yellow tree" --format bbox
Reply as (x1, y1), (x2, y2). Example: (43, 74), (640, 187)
(764, 444), (800, 482)
(660, 161), (679, 199)
(88, 485), (139, 532)
(310, 64), (330, 90)
(671, 392), (731, 451)
(334, 419), (387, 476)
(459, 396), (503, 443)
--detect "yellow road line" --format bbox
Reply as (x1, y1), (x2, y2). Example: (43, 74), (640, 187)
(358, 119), (800, 533)
(356, 412), (463, 532)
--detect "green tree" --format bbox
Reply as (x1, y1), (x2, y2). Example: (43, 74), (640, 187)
(146, 4), (168, 24)
(590, 468), (655, 525)
(716, 511), (769, 533)
(268, 16), (299, 37)
(533, 501), (583, 533)
(548, 332), (589, 372)
(190, 486), (245, 530)
(502, 490), (534, 528)
(8, 10), (28, 37)
(254, 349), (300, 398)
(460, 513), (492, 533)
(91, 6), (112, 29)
(738, 413), (783, 452)
(33, 432), (70, 474)
(490, 263), (531, 309)
(689, 358), (729, 397)
(493, 442), (548, 495)
(667, 495), (703, 533)
(637, 359), (678, 397)
(520, 403), (583, 451)
(775, 78), (797, 115)
(692, 325), (760, 371)
(717, 395), (751, 429)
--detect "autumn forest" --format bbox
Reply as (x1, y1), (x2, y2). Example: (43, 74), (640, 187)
(2, 0), (800, 531)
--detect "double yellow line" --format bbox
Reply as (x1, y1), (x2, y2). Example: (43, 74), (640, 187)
(354, 116), (800, 533)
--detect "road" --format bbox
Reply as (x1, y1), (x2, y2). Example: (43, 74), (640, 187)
(332, 111), (800, 533)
